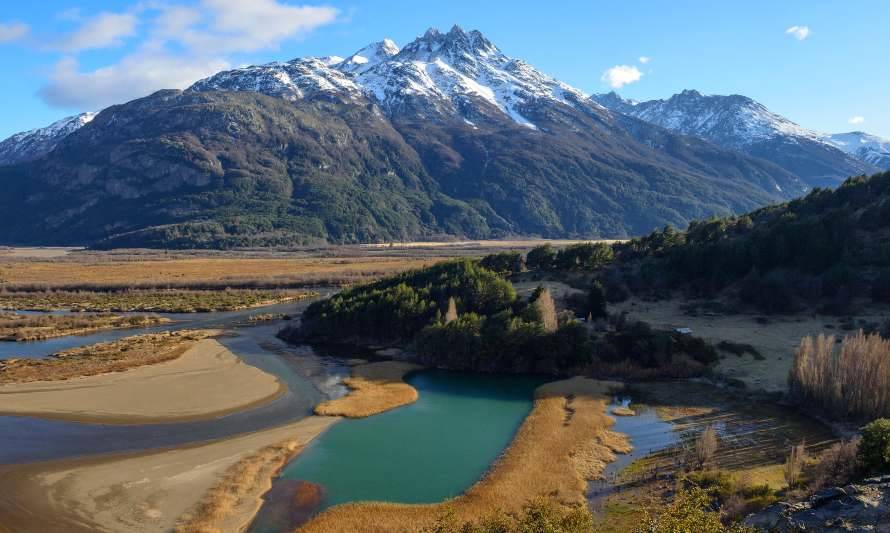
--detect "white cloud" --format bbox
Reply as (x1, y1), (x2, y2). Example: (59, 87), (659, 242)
(38, 1), (339, 110)
(55, 12), (138, 51)
(849, 116), (865, 125)
(0, 22), (29, 43)
(785, 25), (811, 41)
(638, 56), (651, 64)
(602, 65), (643, 89)
(39, 54), (230, 109)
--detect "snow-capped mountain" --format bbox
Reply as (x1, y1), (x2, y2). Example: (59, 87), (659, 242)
(0, 112), (95, 166)
(593, 90), (878, 187)
(188, 25), (596, 129)
(823, 131), (890, 170)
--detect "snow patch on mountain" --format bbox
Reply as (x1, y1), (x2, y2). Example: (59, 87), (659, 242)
(186, 25), (591, 129)
(824, 131), (890, 170)
(0, 112), (96, 166)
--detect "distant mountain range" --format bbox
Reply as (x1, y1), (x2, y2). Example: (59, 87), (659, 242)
(0, 26), (883, 248)
(592, 90), (885, 188)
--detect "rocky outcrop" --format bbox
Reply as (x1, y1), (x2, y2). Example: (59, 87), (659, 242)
(745, 476), (890, 531)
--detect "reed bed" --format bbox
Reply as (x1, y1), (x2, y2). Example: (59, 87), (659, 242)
(175, 439), (306, 533)
(0, 290), (310, 313)
(0, 330), (214, 384)
(314, 361), (423, 418)
(789, 331), (890, 420)
(299, 377), (627, 533)
(0, 313), (168, 341)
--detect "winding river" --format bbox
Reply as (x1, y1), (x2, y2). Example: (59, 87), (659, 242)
(0, 298), (351, 464)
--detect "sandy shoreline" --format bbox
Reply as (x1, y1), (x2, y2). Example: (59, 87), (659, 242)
(0, 417), (338, 533)
(0, 338), (284, 424)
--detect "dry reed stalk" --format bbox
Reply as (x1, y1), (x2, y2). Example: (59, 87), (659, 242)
(314, 361), (424, 418)
(789, 331), (890, 420)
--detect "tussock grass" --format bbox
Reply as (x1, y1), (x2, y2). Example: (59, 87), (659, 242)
(175, 439), (306, 533)
(314, 361), (423, 418)
(0, 330), (215, 384)
(299, 377), (626, 533)
(0, 313), (169, 341)
(790, 330), (890, 420)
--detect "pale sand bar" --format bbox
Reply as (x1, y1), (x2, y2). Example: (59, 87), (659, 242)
(0, 417), (338, 533)
(0, 338), (284, 424)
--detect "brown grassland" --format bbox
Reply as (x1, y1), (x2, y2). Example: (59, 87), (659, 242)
(0, 255), (450, 290)
(299, 377), (628, 533)
(0, 313), (169, 341)
(314, 361), (424, 418)
(0, 330), (215, 384)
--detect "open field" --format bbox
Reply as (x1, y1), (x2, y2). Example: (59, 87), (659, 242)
(0, 337), (283, 424)
(314, 361), (424, 418)
(0, 330), (214, 384)
(0, 313), (169, 341)
(0, 417), (338, 533)
(612, 298), (889, 392)
(299, 377), (628, 533)
(0, 252), (455, 291)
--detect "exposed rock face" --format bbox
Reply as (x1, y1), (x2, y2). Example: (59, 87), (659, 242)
(745, 476), (890, 531)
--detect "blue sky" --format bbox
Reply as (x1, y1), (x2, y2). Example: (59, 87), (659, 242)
(1, 0), (888, 139)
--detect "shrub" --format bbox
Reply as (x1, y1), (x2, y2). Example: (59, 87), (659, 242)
(636, 487), (753, 533)
(480, 252), (523, 277)
(808, 439), (860, 490)
(525, 245), (556, 271)
(859, 418), (890, 474)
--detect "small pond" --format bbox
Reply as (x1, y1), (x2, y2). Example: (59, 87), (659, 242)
(249, 370), (545, 532)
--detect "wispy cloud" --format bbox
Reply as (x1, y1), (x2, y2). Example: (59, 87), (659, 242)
(602, 65), (642, 89)
(848, 116), (865, 125)
(0, 22), (29, 43)
(638, 56), (651, 64)
(40, 54), (230, 109)
(785, 25), (810, 41)
(38, 1), (339, 111)
(54, 12), (138, 52)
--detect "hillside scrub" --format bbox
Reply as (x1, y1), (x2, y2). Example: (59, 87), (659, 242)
(608, 171), (890, 313)
(789, 331), (890, 421)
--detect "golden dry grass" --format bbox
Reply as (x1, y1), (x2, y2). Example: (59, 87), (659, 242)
(175, 439), (309, 533)
(0, 330), (215, 384)
(298, 377), (626, 533)
(314, 361), (424, 418)
(0, 313), (169, 341)
(0, 256), (446, 289)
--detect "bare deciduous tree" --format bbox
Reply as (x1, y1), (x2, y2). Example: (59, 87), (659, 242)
(695, 424), (719, 470)
(444, 296), (458, 324)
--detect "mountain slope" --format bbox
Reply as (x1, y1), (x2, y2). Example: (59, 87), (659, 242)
(0, 27), (811, 249)
(0, 112), (95, 166)
(593, 90), (878, 187)
(824, 131), (890, 170)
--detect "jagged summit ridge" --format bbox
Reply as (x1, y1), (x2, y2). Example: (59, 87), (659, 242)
(593, 90), (880, 186)
(186, 26), (591, 129)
